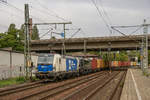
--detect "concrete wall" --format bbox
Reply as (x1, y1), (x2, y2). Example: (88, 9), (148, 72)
(0, 50), (37, 80)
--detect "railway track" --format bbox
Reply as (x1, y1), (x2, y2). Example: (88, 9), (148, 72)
(17, 71), (109, 100)
(109, 70), (127, 100)
(61, 71), (121, 100)
(0, 70), (127, 100)
(0, 80), (45, 97)
(82, 71), (127, 100)
(0, 71), (109, 100)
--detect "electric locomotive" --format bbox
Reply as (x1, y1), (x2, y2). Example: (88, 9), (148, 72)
(35, 54), (79, 80)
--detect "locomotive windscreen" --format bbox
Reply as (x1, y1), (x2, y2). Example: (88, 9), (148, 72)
(38, 55), (54, 64)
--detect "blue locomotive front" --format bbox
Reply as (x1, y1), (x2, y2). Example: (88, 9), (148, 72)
(36, 54), (55, 79)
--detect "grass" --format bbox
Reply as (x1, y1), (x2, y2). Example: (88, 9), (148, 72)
(0, 77), (27, 88)
(143, 70), (150, 77)
(120, 81), (124, 88)
(31, 76), (39, 82)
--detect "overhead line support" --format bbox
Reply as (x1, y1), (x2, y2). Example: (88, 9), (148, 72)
(34, 22), (72, 56)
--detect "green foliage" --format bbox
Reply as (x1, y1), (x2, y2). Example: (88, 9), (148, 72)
(18, 24), (25, 40)
(51, 36), (56, 39)
(32, 25), (40, 40)
(31, 76), (39, 82)
(119, 51), (129, 61)
(0, 77), (27, 88)
(0, 23), (40, 51)
(16, 77), (26, 83)
(88, 50), (129, 61)
(0, 23), (26, 51)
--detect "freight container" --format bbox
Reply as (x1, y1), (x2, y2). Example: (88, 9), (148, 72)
(124, 61), (128, 67)
(97, 59), (101, 68)
(128, 61), (131, 67)
(91, 58), (97, 70)
(131, 62), (134, 66)
(113, 61), (118, 67)
(118, 61), (121, 67)
(111, 61), (114, 67)
(101, 60), (104, 68)
(133, 62), (137, 66)
(79, 59), (92, 74)
(100, 59), (103, 68)
(120, 61), (123, 67)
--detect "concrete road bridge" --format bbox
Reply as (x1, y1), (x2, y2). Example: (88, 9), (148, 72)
(31, 35), (150, 53)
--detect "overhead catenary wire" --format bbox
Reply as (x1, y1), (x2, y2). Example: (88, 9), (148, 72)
(98, 0), (112, 26)
(1, 0), (86, 39)
(111, 26), (142, 44)
(130, 26), (143, 35)
(34, 0), (87, 38)
(0, 1), (48, 24)
(34, 0), (69, 22)
(40, 28), (53, 38)
(70, 28), (81, 38)
(32, 0), (83, 38)
(91, 0), (112, 35)
(0, 1), (24, 23)
(31, 0), (87, 39)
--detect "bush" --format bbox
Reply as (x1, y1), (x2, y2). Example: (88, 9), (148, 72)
(16, 77), (26, 83)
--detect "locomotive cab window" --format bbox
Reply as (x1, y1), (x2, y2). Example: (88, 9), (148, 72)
(38, 55), (54, 64)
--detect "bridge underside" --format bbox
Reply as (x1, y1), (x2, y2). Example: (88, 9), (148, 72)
(31, 35), (150, 53)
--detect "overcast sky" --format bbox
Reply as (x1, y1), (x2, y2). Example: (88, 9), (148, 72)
(0, 0), (150, 39)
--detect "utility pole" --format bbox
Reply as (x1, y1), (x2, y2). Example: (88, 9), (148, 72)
(84, 40), (87, 58)
(142, 19), (149, 70)
(29, 18), (32, 39)
(24, 4), (31, 79)
(63, 24), (66, 55)
(108, 42), (112, 73)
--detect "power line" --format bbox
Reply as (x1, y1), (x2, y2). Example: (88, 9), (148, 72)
(1, 1), (48, 23)
(32, 0), (87, 38)
(130, 26), (143, 35)
(98, 0), (112, 25)
(111, 25), (144, 43)
(70, 28), (81, 38)
(91, 0), (112, 34)
(33, 0), (87, 38)
(40, 28), (53, 38)
(35, 0), (69, 22)
(29, 5), (68, 23)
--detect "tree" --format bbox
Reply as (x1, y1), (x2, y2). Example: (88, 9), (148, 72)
(8, 23), (19, 37)
(0, 23), (24, 51)
(19, 24), (25, 40)
(32, 25), (39, 40)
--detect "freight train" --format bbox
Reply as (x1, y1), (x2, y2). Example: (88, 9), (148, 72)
(35, 53), (137, 80)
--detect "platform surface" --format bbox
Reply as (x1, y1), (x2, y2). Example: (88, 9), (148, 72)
(121, 68), (150, 100)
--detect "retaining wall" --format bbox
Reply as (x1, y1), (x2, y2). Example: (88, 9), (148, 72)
(0, 50), (37, 80)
